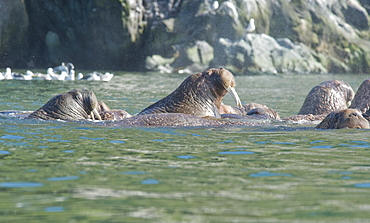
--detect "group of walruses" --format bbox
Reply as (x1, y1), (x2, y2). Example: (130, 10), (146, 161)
(21, 68), (370, 129)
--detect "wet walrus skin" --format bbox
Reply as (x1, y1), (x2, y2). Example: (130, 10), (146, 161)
(27, 89), (102, 120)
(349, 79), (370, 113)
(219, 102), (281, 120)
(298, 80), (354, 115)
(138, 68), (243, 118)
(97, 101), (132, 120)
(103, 113), (260, 127)
(316, 109), (369, 129)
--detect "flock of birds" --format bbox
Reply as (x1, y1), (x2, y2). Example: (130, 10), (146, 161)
(0, 62), (114, 81)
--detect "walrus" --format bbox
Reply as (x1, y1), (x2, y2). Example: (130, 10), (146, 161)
(27, 89), (102, 120)
(349, 79), (370, 113)
(315, 109), (369, 129)
(138, 68), (243, 118)
(219, 102), (281, 120)
(97, 101), (132, 120)
(102, 113), (261, 127)
(298, 80), (354, 115)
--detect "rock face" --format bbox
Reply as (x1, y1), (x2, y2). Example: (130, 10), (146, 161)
(0, 0), (29, 68)
(0, 0), (369, 73)
(23, 0), (146, 70)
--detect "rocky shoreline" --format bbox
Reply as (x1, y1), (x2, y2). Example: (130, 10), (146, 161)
(1, 0), (369, 74)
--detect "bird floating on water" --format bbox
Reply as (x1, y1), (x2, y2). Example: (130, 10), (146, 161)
(0, 63), (114, 81)
(79, 71), (114, 81)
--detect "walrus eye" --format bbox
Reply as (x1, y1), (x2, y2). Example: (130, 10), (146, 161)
(350, 113), (357, 117)
(75, 92), (83, 100)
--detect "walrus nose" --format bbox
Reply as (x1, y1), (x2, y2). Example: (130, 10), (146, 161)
(227, 86), (243, 108)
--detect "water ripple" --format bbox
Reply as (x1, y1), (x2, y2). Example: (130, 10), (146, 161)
(250, 171), (293, 177)
(80, 137), (105, 141)
(44, 206), (64, 212)
(354, 183), (370, 188)
(218, 151), (254, 155)
(123, 171), (147, 175)
(0, 134), (25, 140)
(46, 139), (71, 143)
(178, 155), (195, 159)
(110, 140), (125, 143)
(310, 145), (333, 149)
(0, 182), (43, 188)
(141, 178), (159, 184)
(47, 176), (79, 181)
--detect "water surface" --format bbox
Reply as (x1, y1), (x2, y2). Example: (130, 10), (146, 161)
(0, 72), (370, 222)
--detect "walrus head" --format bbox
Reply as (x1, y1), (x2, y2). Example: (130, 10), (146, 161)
(208, 68), (243, 109)
(28, 89), (101, 121)
(316, 109), (369, 129)
(138, 68), (242, 118)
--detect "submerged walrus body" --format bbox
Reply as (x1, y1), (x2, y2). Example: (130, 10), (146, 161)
(27, 89), (101, 120)
(97, 101), (132, 120)
(316, 109), (369, 129)
(138, 68), (242, 118)
(219, 102), (281, 120)
(102, 113), (261, 127)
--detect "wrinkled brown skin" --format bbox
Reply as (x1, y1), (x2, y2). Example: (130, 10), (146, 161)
(316, 109), (369, 129)
(283, 114), (327, 122)
(349, 79), (370, 113)
(102, 113), (261, 127)
(220, 103), (281, 120)
(27, 89), (100, 120)
(298, 80), (354, 115)
(138, 68), (239, 118)
(97, 101), (131, 120)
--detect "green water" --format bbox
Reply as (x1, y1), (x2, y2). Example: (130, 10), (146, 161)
(1, 72), (370, 222)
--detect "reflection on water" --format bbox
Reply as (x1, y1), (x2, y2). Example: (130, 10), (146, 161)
(1, 72), (370, 222)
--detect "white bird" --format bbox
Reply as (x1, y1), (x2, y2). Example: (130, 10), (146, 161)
(77, 73), (84, 80)
(47, 68), (67, 80)
(48, 62), (75, 81)
(65, 69), (75, 81)
(35, 71), (52, 80)
(13, 70), (34, 80)
(4, 67), (13, 79)
(245, 18), (256, 33)
(24, 70), (35, 80)
(80, 71), (114, 81)
(211, 1), (219, 11)
(82, 72), (101, 81)
(99, 72), (114, 81)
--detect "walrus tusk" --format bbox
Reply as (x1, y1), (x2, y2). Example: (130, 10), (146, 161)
(91, 109), (102, 120)
(227, 86), (243, 108)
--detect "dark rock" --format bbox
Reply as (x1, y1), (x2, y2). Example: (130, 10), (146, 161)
(0, 0), (29, 68)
